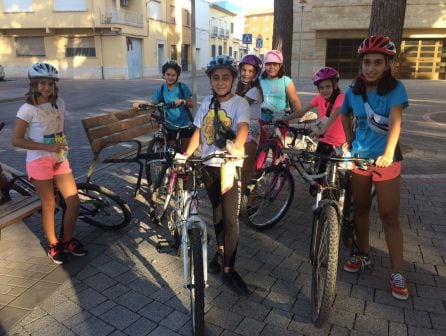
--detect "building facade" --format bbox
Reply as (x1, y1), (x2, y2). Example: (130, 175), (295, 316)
(292, 0), (446, 80)
(0, 0), (193, 79)
(208, 3), (239, 60)
(243, 8), (274, 56)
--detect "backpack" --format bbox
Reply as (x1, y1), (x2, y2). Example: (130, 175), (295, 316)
(160, 82), (194, 122)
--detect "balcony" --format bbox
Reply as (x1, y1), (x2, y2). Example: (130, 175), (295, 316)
(210, 26), (218, 37)
(224, 29), (229, 39)
(100, 9), (143, 28)
(218, 28), (224, 38)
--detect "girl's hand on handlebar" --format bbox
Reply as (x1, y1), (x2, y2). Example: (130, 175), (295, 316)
(375, 153), (393, 168)
(174, 99), (186, 107)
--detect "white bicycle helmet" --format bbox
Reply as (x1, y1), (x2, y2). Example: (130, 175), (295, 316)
(28, 62), (60, 81)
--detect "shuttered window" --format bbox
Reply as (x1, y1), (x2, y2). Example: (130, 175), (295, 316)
(16, 37), (45, 56)
(65, 37), (96, 57)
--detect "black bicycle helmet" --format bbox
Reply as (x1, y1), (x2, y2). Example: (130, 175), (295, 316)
(162, 60), (181, 76)
(206, 55), (237, 77)
(28, 62), (59, 81)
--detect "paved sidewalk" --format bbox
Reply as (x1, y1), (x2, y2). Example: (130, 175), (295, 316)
(0, 79), (445, 336)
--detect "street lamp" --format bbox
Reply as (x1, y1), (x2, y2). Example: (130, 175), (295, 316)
(297, 0), (306, 82)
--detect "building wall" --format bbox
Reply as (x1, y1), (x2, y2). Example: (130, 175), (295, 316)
(244, 12), (274, 56)
(291, 0), (446, 80)
(209, 5), (237, 59)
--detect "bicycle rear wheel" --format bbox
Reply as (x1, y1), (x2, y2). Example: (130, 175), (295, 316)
(241, 165), (294, 230)
(311, 204), (340, 327)
(146, 137), (165, 186)
(76, 183), (131, 230)
(188, 227), (205, 335)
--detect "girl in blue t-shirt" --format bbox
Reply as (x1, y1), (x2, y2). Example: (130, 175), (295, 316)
(133, 60), (194, 151)
(340, 36), (409, 301)
(259, 50), (302, 143)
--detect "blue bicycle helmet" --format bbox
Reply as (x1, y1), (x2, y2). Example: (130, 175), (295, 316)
(206, 55), (237, 77)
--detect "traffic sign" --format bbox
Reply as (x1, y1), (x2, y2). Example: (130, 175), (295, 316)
(256, 36), (263, 48)
(242, 33), (252, 45)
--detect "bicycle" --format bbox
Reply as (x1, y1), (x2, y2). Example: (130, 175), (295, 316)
(240, 124), (321, 230)
(161, 152), (241, 335)
(0, 122), (131, 231)
(255, 111), (318, 173)
(304, 151), (374, 327)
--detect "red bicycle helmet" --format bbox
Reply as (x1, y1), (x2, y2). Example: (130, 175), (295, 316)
(312, 67), (339, 86)
(357, 35), (396, 57)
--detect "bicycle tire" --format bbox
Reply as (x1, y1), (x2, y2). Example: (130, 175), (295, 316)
(311, 204), (340, 328)
(76, 183), (131, 230)
(145, 137), (165, 186)
(188, 227), (205, 336)
(241, 165), (294, 230)
(255, 142), (281, 173)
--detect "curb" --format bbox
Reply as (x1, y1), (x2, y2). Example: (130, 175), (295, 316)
(0, 96), (23, 104)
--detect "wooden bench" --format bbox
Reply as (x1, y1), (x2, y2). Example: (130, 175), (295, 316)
(82, 108), (158, 194)
(0, 195), (41, 239)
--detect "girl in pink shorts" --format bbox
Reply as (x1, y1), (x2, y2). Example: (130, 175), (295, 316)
(12, 62), (87, 264)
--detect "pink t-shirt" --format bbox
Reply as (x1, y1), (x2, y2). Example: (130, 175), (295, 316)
(311, 93), (346, 147)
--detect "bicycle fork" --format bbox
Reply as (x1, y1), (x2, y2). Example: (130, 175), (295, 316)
(181, 194), (208, 289)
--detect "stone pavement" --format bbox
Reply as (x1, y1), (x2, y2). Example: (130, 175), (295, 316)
(0, 78), (445, 336)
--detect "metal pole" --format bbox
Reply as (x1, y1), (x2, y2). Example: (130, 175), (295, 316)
(190, 0), (197, 115)
(297, 4), (304, 82)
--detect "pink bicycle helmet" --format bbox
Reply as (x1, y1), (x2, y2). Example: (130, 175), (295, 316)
(263, 50), (283, 64)
(312, 67), (340, 86)
(357, 35), (396, 57)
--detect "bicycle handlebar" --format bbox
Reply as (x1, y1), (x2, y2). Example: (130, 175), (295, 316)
(300, 150), (375, 167)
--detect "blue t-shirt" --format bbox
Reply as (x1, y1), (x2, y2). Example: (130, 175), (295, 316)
(151, 82), (192, 128)
(340, 80), (408, 160)
(259, 76), (292, 121)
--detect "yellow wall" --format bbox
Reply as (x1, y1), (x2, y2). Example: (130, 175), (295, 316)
(244, 13), (274, 55)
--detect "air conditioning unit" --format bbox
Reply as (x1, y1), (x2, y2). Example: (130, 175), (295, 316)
(120, 0), (129, 7)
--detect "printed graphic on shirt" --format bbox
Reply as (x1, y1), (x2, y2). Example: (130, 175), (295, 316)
(203, 108), (233, 145)
(36, 105), (63, 135)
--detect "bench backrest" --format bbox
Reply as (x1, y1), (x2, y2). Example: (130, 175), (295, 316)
(82, 109), (157, 154)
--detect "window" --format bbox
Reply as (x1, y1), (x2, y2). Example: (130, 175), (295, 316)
(3, 0), (32, 12)
(53, 0), (86, 11)
(218, 45), (222, 55)
(16, 37), (45, 56)
(211, 45), (216, 57)
(149, 0), (161, 20)
(171, 45), (177, 60)
(170, 5), (175, 24)
(229, 47), (232, 58)
(65, 37), (96, 57)
(230, 23), (234, 34)
(182, 9), (190, 27)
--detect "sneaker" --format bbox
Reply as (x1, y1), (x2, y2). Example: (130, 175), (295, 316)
(390, 272), (409, 300)
(343, 252), (372, 273)
(222, 270), (250, 296)
(63, 238), (88, 257)
(47, 242), (65, 264)
(208, 251), (223, 274)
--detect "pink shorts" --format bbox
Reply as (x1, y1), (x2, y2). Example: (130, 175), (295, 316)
(352, 161), (401, 182)
(26, 156), (72, 181)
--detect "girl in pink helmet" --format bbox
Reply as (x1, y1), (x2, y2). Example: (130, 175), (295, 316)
(340, 36), (409, 301)
(259, 50), (302, 143)
(235, 54), (264, 194)
(282, 66), (346, 186)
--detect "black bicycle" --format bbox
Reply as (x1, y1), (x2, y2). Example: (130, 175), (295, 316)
(0, 122), (131, 231)
(305, 151), (374, 327)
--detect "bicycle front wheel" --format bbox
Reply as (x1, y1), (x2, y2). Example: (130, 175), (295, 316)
(188, 227), (205, 335)
(241, 165), (294, 230)
(311, 204), (340, 328)
(76, 183), (131, 230)
(145, 137), (165, 186)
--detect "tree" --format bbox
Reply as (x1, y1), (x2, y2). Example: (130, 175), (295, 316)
(272, 0), (293, 76)
(368, 0), (407, 53)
